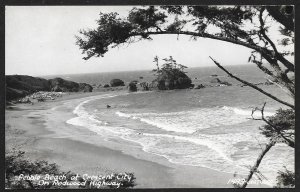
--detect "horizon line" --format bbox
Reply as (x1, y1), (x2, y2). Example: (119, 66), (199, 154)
(6, 63), (256, 77)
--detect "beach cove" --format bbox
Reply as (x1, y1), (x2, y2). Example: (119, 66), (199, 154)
(6, 91), (253, 188)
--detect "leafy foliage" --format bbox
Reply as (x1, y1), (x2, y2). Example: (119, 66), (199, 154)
(128, 6), (167, 33)
(5, 149), (136, 189)
(275, 168), (295, 188)
(5, 149), (75, 189)
(186, 6), (254, 27)
(140, 82), (150, 91)
(76, 12), (134, 60)
(259, 109), (294, 145)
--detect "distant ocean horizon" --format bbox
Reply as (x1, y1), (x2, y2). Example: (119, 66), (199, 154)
(41, 64), (270, 86)
(40, 64), (249, 78)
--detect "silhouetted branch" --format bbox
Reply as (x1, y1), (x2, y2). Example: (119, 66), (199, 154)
(251, 102), (295, 148)
(240, 139), (276, 188)
(265, 78), (294, 99)
(209, 57), (294, 109)
(259, 7), (294, 73)
(254, 64), (292, 97)
(130, 30), (274, 57)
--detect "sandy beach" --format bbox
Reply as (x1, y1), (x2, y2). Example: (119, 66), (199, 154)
(5, 91), (268, 188)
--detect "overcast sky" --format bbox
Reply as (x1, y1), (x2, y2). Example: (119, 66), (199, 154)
(5, 6), (289, 76)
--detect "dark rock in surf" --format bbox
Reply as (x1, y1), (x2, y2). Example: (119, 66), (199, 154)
(110, 79), (125, 87)
(210, 78), (222, 83)
(210, 77), (232, 86)
(194, 84), (205, 89)
(128, 81), (138, 92)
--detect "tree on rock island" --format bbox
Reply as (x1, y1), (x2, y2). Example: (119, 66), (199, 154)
(152, 56), (193, 90)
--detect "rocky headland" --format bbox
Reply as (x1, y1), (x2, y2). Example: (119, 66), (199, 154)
(6, 75), (93, 101)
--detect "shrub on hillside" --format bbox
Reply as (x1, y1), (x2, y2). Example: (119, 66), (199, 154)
(5, 149), (136, 189)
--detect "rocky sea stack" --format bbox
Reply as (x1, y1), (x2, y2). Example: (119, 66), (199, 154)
(152, 56), (193, 90)
(110, 79), (125, 87)
(210, 77), (232, 86)
(128, 81), (138, 92)
(154, 69), (193, 90)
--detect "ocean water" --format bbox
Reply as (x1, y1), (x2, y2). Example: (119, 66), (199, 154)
(43, 64), (278, 85)
(64, 65), (294, 186)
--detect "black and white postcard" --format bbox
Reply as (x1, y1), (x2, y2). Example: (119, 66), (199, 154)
(4, 2), (296, 189)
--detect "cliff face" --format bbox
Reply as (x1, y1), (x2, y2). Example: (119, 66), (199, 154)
(6, 75), (93, 100)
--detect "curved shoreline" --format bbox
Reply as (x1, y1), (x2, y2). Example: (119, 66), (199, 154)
(5, 91), (270, 188)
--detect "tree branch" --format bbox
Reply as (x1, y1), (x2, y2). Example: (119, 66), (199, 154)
(265, 78), (294, 99)
(259, 7), (294, 73)
(262, 120), (295, 148)
(255, 11), (295, 97)
(240, 139), (276, 188)
(131, 30), (271, 56)
(209, 57), (294, 109)
(251, 102), (295, 148)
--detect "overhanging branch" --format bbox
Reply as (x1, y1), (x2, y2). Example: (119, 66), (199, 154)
(259, 7), (294, 73)
(131, 30), (271, 55)
(209, 57), (294, 109)
(240, 139), (276, 188)
(251, 102), (295, 148)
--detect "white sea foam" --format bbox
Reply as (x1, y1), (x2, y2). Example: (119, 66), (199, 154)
(67, 98), (292, 186)
(115, 109), (272, 174)
(119, 132), (258, 174)
(115, 106), (276, 134)
(114, 106), (291, 185)
(66, 93), (134, 137)
(120, 131), (293, 185)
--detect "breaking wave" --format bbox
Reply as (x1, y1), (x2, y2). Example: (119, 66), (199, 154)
(66, 97), (291, 186)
